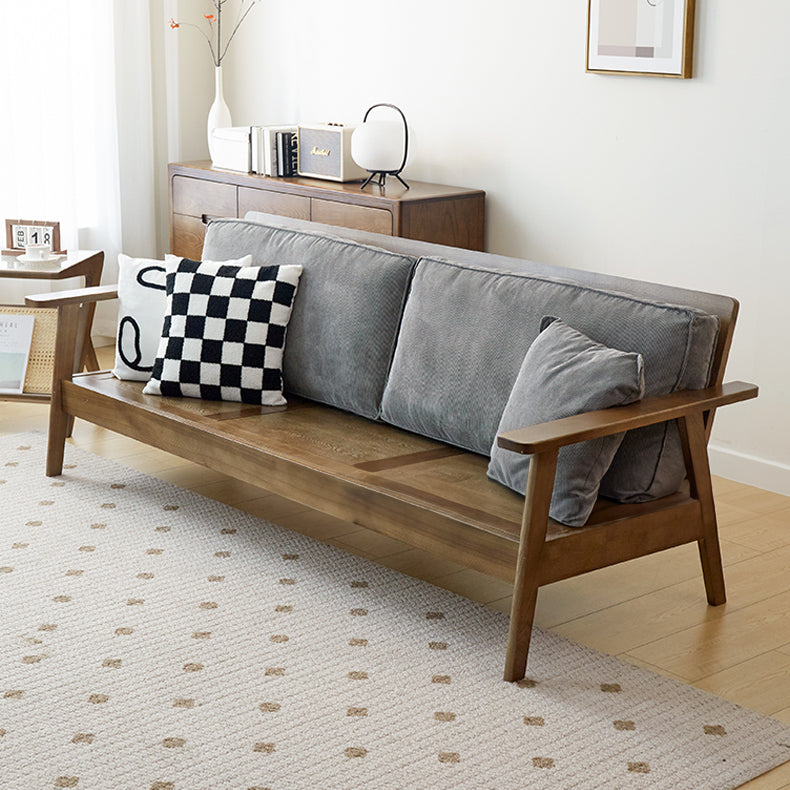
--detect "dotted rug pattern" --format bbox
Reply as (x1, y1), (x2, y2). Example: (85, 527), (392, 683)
(2, 433), (789, 789)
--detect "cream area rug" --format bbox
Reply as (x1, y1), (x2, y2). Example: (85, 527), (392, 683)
(2, 434), (790, 790)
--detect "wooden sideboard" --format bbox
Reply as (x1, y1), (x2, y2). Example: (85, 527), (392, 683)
(169, 161), (485, 259)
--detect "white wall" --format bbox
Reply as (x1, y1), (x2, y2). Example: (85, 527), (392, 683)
(177, 0), (790, 493)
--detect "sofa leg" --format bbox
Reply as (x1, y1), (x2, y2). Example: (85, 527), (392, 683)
(504, 448), (558, 682)
(678, 412), (726, 606)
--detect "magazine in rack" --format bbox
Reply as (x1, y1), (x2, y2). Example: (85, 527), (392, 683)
(0, 314), (35, 394)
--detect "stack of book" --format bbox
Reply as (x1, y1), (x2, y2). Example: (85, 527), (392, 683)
(251, 125), (299, 177)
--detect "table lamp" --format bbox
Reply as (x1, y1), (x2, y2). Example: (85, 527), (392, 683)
(351, 104), (409, 190)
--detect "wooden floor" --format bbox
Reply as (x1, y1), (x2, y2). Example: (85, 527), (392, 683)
(4, 346), (790, 789)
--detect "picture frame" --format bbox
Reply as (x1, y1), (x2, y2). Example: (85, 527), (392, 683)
(586, 0), (695, 79)
(3, 218), (64, 256)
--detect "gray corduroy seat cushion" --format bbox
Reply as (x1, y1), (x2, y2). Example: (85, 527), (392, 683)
(202, 218), (417, 420)
(380, 256), (720, 504)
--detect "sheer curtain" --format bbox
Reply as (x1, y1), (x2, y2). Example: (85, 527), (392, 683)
(0, 0), (160, 337)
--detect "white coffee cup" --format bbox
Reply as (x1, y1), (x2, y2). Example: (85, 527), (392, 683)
(25, 243), (51, 260)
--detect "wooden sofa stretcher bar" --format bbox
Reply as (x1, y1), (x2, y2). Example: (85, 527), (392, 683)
(30, 286), (758, 682)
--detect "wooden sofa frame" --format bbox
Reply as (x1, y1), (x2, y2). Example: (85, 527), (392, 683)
(26, 218), (758, 682)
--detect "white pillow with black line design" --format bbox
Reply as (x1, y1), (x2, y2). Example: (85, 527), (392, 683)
(111, 253), (251, 381)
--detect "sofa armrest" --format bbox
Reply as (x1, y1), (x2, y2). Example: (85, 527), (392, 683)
(25, 285), (119, 308)
(496, 381), (758, 455)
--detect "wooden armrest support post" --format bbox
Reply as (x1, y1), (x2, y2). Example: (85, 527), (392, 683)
(678, 410), (727, 607)
(502, 380), (757, 682)
(504, 448), (558, 682)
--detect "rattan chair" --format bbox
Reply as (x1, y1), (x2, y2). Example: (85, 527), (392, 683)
(0, 288), (117, 441)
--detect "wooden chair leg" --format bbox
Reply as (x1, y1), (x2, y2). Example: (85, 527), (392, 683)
(678, 412), (726, 606)
(82, 336), (100, 372)
(46, 304), (80, 477)
(504, 448), (558, 682)
(46, 401), (69, 477)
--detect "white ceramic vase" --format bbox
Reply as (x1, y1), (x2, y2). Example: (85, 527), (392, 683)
(207, 65), (232, 163)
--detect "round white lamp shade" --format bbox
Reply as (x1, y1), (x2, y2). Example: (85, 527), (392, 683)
(351, 121), (405, 173)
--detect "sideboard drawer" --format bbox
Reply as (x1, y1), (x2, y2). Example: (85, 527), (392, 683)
(172, 176), (236, 219)
(311, 199), (393, 235)
(171, 213), (207, 261)
(168, 162), (485, 257)
(238, 187), (310, 220)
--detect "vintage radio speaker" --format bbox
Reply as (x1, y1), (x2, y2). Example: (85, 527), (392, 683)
(297, 124), (367, 182)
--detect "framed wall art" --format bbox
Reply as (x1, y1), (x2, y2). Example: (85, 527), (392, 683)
(586, 0), (696, 79)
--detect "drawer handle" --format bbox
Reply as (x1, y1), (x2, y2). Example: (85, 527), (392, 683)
(201, 214), (217, 225)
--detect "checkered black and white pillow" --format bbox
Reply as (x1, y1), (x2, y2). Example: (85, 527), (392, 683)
(142, 258), (303, 405)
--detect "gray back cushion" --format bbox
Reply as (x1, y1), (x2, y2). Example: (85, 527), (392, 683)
(203, 218), (417, 419)
(380, 256), (719, 503)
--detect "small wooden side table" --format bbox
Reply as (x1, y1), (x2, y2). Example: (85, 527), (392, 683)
(0, 250), (104, 372)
